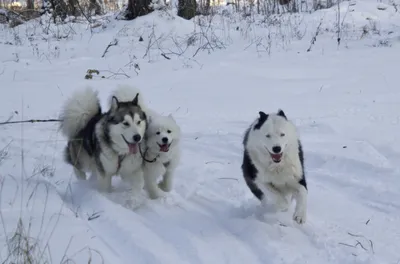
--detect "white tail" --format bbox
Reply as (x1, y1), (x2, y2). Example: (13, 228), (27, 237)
(59, 87), (101, 138)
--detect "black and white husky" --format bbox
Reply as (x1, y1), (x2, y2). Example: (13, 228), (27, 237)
(241, 109), (308, 224)
(60, 86), (147, 194)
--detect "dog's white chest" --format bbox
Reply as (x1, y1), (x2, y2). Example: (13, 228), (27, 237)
(98, 150), (119, 174)
(258, 164), (297, 187)
(158, 152), (171, 164)
(120, 153), (142, 172)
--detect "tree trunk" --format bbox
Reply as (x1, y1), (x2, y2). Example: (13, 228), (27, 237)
(278, 0), (291, 5)
(53, 0), (68, 21)
(26, 0), (34, 10)
(89, 0), (102, 15)
(67, 0), (80, 16)
(177, 0), (196, 20)
(204, 0), (210, 14)
(121, 0), (153, 20)
(42, 0), (68, 22)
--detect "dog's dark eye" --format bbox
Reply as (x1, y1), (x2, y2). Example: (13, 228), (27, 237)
(156, 132), (160, 135)
(280, 133), (285, 137)
(137, 120), (141, 125)
(266, 134), (271, 138)
(123, 121), (130, 127)
(167, 130), (171, 134)
(108, 117), (117, 124)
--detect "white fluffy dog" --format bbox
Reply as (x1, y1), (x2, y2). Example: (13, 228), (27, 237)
(141, 113), (181, 199)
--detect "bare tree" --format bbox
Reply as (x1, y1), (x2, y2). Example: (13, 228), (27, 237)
(41, 0), (68, 22)
(67, 0), (80, 16)
(279, 0), (291, 4)
(178, 0), (196, 19)
(118, 0), (153, 20)
(27, 0), (34, 10)
(199, 0), (210, 15)
(89, 0), (102, 15)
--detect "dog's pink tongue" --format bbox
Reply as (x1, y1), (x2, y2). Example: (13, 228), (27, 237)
(129, 144), (138, 154)
(271, 153), (282, 160)
(160, 144), (169, 152)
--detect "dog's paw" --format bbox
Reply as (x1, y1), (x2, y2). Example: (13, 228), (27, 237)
(293, 210), (307, 224)
(147, 187), (167, 200)
(158, 180), (172, 192)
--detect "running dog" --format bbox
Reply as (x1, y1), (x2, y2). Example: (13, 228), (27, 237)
(60, 86), (147, 194)
(241, 109), (307, 224)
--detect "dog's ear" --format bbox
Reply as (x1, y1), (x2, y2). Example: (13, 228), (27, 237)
(254, 111), (268, 130)
(111, 96), (119, 111)
(259, 111), (268, 120)
(132, 93), (139, 106)
(277, 109), (287, 119)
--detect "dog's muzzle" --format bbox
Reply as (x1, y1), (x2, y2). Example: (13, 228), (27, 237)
(157, 141), (172, 152)
(270, 152), (282, 163)
(122, 135), (138, 154)
(269, 146), (283, 163)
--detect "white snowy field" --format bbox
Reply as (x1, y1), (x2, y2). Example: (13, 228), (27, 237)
(1, 1), (400, 263)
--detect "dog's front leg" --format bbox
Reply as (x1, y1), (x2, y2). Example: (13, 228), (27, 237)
(119, 167), (145, 207)
(143, 163), (165, 199)
(265, 183), (290, 212)
(158, 169), (173, 192)
(130, 169), (145, 195)
(96, 171), (112, 192)
(253, 178), (274, 208)
(95, 153), (114, 193)
(292, 184), (307, 224)
(158, 161), (178, 192)
(119, 158), (144, 194)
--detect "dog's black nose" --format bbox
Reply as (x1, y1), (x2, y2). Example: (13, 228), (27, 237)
(162, 137), (168, 144)
(133, 134), (141, 142)
(272, 146), (281, 153)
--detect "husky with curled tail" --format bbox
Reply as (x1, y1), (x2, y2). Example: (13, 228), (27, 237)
(60, 86), (147, 194)
(241, 109), (308, 224)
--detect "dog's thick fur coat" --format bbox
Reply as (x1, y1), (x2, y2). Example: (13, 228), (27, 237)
(241, 109), (308, 224)
(60, 86), (147, 194)
(141, 113), (181, 199)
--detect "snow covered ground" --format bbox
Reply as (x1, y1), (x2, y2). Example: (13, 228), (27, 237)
(1, 1), (400, 263)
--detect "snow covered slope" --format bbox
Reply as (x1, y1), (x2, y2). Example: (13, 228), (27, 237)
(1, 2), (400, 264)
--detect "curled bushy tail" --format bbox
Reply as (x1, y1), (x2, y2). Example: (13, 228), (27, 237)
(59, 87), (101, 138)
